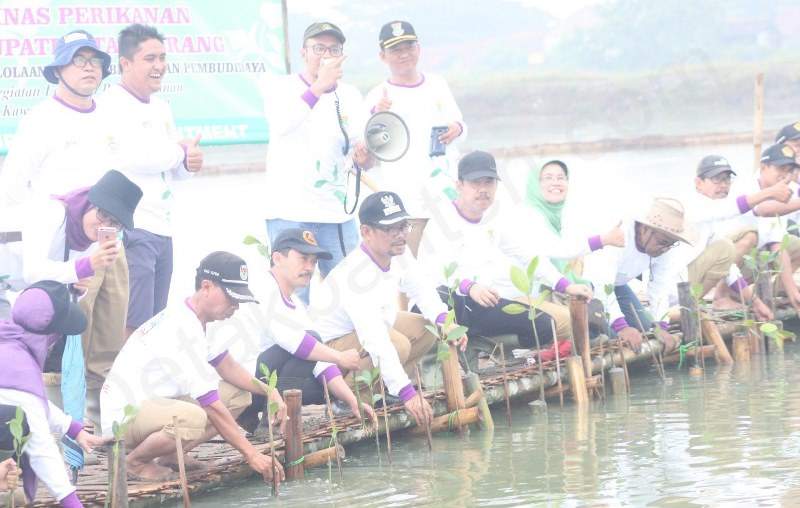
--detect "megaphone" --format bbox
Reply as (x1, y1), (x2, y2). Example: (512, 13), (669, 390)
(364, 111), (410, 162)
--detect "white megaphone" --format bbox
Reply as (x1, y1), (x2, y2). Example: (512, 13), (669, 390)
(364, 111), (410, 162)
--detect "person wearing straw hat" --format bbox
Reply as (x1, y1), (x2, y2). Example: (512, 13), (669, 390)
(583, 197), (691, 353)
(0, 281), (110, 507)
(100, 252), (285, 484)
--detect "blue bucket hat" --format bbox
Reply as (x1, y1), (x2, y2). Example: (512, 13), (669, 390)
(43, 30), (111, 85)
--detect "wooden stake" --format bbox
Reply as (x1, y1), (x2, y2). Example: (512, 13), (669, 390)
(283, 390), (304, 480)
(565, 356), (588, 405)
(413, 364), (434, 451)
(569, 296), (592, 378)
(108, 439), (128, 508)
(700, 316), (734, 365)
(616, 334), (631, 393)
(499, 344), (513, 426)
(172, 417), (191, 508)
(608, 367), (627, 396)
(550, 320), (565, 407)
(408, 407), (480, 434)
(321, 377), (343, 483)
(441, 343), (466, 430)
(305, 445), (345, 469)
(753, 73), (765, 172)
(733, 332), (751, 366)
(677, 282), (703, 370)
(627, 303), (666, 383)
(378, 379), (393, 464)
(464, 372), (494, 431)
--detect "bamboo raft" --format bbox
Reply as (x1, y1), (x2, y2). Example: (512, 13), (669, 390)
(33, 300), (800, 507)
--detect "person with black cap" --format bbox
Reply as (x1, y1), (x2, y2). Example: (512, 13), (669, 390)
(366, 20), (467, 218)
(671, 154), (792, 320)
(311, 191), (467, 427)
(775, 122), (800, 152)
(100, 251), (285, 483)
(0, 281), (110, 507)
(232, 228), (375, 431)
(262, 21), (373, 305)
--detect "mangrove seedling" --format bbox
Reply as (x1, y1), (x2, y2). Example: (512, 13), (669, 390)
(6, 406), (29, 508)
(106, 404), (138, 508)
(254, 363), (280, 496)
(355, 367), (382, 460)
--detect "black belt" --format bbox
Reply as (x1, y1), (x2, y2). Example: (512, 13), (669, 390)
(0, 231), (22, 244)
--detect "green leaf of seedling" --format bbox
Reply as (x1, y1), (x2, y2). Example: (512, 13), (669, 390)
(743, 256), (757, 271)
(443, 261), (458, 281)
(356, 370), (373, 386)
(760, 322), (779, 337)
(446, 325), (468, 342)
(526, 256), (539, 280)
(259, 363), (270, 380)
(741, 319), (757, 328)
(690, 282), (704, 300)
(510, 265), (531, 295)
(603, 284), (614, 296)
(445, 310), (455, 328)
(436, 341), (451, 362)
(268, 401), (278, 417)
(269, 370), (278, 390)
(502, 303), (528, 315)
(243, 235), (262, 246)
(371, 367), (381, 382)
(425, 324), (441, 338)
(124, 405), (137, 418)
(779, 330), (797, 341)
(532, 290), (551, 309)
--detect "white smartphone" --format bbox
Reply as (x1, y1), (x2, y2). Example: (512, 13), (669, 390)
(97, 226), (118, 244)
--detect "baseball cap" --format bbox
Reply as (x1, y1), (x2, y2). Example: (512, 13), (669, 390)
(458, 151), (501, 181)
(196, 251), (259, 304)
(359, 191), (410, 226)
(761, 143), (800, 168)
(272, 228), (333, 260)
(696, 155), (736, 179)
(303, 22), (345, 44)
(88, 170), (143, 231)
(775, 122), (800, 144)
(43, 30), (112, 85)
(379, 21), (418, 49)
(13, 281), (87, 336)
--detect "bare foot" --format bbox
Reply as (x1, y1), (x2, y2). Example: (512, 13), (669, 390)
(712, 296), (742, 311)
(752, 297), (774, 321)
(157, 453), (208, 472)
(126, 460), (177, 482)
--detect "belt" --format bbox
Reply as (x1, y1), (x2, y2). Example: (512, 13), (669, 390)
(0, 231), (22, 244)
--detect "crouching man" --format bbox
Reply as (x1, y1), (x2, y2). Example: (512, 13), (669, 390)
(311, 192), (467, 426)
(100, 252), (285, 483)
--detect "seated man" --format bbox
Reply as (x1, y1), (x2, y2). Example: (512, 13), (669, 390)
(420, 150), (592, 349)
(676, 154), (791, 320)
(311, 192), (466, 426)
(100, 252), (285, 483)
(235, 228), (375, 430)
(0, 281), (108, 507)
(583, 197), (688, 352)
(720, 144), (800, 311)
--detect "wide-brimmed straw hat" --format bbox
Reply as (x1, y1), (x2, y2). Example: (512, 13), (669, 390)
(635, 197), (695, 246)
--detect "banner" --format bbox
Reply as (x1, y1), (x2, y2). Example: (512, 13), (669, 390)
(0, 1), (288, 154)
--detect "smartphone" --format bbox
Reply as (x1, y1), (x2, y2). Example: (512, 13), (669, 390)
(430, 126), (448, 157)
(97, 226), (118, 244)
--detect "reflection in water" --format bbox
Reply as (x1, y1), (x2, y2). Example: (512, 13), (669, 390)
(193, 341), (800, 507)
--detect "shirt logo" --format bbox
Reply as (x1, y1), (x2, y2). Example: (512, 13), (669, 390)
(381, 194), (401, 215)
(391, 22), (404, 36)
(302, 230), (318, 246)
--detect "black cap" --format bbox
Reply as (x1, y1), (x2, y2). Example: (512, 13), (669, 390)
(458, 151), (501, 181)
(775, 122), (800, 144)
(88, 170), (142, 231)
(196, 251), (258, 304)
(303, 22), (345, 44)
(379, 21), (418, 49)
(761, 143), (800, 168)
(697, 155), (736, 179)
(22, 280), (87, 335)
(272, 228), (332, 260)
(359, 191), (410, 225)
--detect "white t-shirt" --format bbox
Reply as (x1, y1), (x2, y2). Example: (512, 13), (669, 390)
(364, 74), (467, 217)
(713, 176), (786, 248)
(97, 84), (190, 236)
(262, 74), (366, 224)
(310, 245), (446, 397)
(100, 300), (221, 436)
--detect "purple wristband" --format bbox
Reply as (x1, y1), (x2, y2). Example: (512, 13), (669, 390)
(588, 235), (603, 252)
(316, 365), (342, 384)
(67, 420), (83, 440)
(611, 317), (629, 333)
(294, 333), (318, 359)
(554, 277), (570, 293)
(181, 143), (188, 170)
(208, 350), (228, 367)
(435, 312), (447, 325)
(459, 278), (475, 295)
(657, 321), (669, 331)
(59, 491), (82, 508)
(398, 383), (417, 403)
(196, 390), (220, 407)
(75, 257), (95, 279)
(736, 194), (751, 214)
(729, 276), (748, 294)
(301, 88), (319, 108)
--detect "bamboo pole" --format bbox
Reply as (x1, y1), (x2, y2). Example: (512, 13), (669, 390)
(753, 73), (765, 172)
(499, 344), (513, 426)
(441, 343), (466, 431)
(414, 364), (434, 451)
(305, 446), (345, 469)
(569, 296), (592, 378)
(608, 368), (626, 395)
(733, 332), (751, 366)
(108, 440), (128, 508)
(378, 379), (393, 464)
(464, 372), (494, 431)
(565, 356), (588, 405)
(283, 390), (304, 480)
(172, 417), (191, 508)
(321, 378), (343, 483)
(408, 407), (480, 435)
(700, 316), (733, 364)
(550, 321), (565, 407)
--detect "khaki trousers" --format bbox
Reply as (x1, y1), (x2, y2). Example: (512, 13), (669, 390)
(80, 249), (129, 390)
(326, 311), (438, 393)
(125, 381), (250, 448)
(516, 298), (572, 340)
(687, 238), (735, 291)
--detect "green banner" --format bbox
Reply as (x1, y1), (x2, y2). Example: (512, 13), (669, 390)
(0, 1), (287, 154)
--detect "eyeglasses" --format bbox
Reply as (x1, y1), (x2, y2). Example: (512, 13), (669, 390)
(650, 233), (678, 251)
(709, 174), (733, 184)
(385, 41), (418, 56)
(96, 209), (122, 230)
(307, 44), (343, 57)
(371, 221), (413, 236)
(72, 54), (104, 69)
